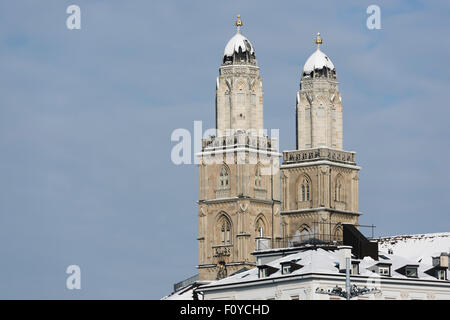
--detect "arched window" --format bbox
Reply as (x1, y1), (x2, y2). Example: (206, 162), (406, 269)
(255, 217), (265, 238)
(300, 177), (311, 201)
(255, 166), (262, 188)
(333, 224), (343, 243)
(295, 224), (312, 243)
(219, 166), (229, 188)
(219, 216), (231, 245)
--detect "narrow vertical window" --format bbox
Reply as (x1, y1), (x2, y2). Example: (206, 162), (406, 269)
(300, 177), (311, 202)
(219, 166), (229, 187)
(306, 183), (310, 201)
(334, 183), (338, 201)
(220, 217), (231, 245)
(255, 218), (265, 238)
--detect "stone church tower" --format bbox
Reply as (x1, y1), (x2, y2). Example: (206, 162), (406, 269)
(280, 33), (361, 244)
(197, 16), (281, 281)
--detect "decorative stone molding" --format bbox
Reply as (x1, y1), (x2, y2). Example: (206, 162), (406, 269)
(283, 147), (356, 165)
(239, 203), (248, 213)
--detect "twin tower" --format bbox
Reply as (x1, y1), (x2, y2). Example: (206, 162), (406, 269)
(197, 16), (361, 281)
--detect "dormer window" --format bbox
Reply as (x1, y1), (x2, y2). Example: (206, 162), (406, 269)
(395, 264), (419, 278)
(282, 264), (291, 275)
(259, 267), (268, 278)
(379, 266), (390, 276)
(351, 262), (360, 275)
(257, 265), (278, 279)
(425, 266), (448, 280)
(405, 266), (418, 278)
(371, 263), (392, 276)
(280, 261), (303, 275)
(437, 269), (447, 280)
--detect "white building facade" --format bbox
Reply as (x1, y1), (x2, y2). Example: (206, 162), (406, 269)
(196, 246), (450, 300)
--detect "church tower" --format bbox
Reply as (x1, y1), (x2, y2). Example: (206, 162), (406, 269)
(197, 16), (281, 281)
(281, 33), (361, 244)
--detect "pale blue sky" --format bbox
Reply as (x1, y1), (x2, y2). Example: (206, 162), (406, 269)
(0, 0), (449, 299)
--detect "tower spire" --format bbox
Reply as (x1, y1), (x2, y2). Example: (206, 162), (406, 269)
(235, 14), (243, 34)
(314, 32), (323, 50)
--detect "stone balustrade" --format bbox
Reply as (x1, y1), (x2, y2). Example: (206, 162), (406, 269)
(283, 147), (356, 165)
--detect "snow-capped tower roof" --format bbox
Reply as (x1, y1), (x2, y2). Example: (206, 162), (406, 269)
(302, 32), (336, 79)
(222, 15), (257, 66)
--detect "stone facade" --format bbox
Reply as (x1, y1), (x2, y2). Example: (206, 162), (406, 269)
(197, 134), (281, 281)
(296, 78), (343, 150)
(281, 42), (360, 245)
(216, 65), (264, 136)
(197, 28), (281, 280)
(198, 26), (360, 281)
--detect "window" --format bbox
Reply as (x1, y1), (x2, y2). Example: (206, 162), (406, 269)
(379, 266), (390, 276)
(282, 264), (291, 275)
(335, 176), (343, 201)
(405, 267), (418, 278)
(300, 178), (311, 201)
(257, 226), (263, 237)
(351, 263), (359, 275)
(219, 217), (231, 245)
(255, 218), (265, 238)
(306, 184), (310, 201)
(259, 268), (268, 278)
(258, 265), (278, 278)
(219, 166), (229, 188)
(298, 227), (311, 242)
(437, 269), (446, 280)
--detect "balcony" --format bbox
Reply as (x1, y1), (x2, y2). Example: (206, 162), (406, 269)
(202, 131), (278, 153)
(255, 223), (376, 251)
(283, 147), (356, 165)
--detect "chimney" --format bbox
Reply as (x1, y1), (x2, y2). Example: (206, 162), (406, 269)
(338, 246), (352, 272)
(440, 253), (449, 268)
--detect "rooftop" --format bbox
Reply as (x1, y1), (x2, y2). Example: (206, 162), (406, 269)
(200, 246), (448, 289)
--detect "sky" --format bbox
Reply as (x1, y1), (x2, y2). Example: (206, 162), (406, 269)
(0, 0), (449, 299)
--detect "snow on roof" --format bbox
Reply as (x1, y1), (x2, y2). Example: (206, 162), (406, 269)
(161, 284), (196, 300)
(200, 247), (445, 289)
(224, 33), (255, 57)
(376, 232), (450, 265)
(303, 49), (335, 73)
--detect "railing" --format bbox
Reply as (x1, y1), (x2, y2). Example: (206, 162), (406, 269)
(173, 274), (199, 293)
(283, 147), (356, 165)
(255, 222), (375, 251)
(202, 131), (278, 152)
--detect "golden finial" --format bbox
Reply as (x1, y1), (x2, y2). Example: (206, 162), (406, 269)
(235, 14), (243, 33)
(314, 32), (323, 50)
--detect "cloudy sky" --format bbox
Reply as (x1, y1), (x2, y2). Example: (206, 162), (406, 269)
(1, 0), (449, 299)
